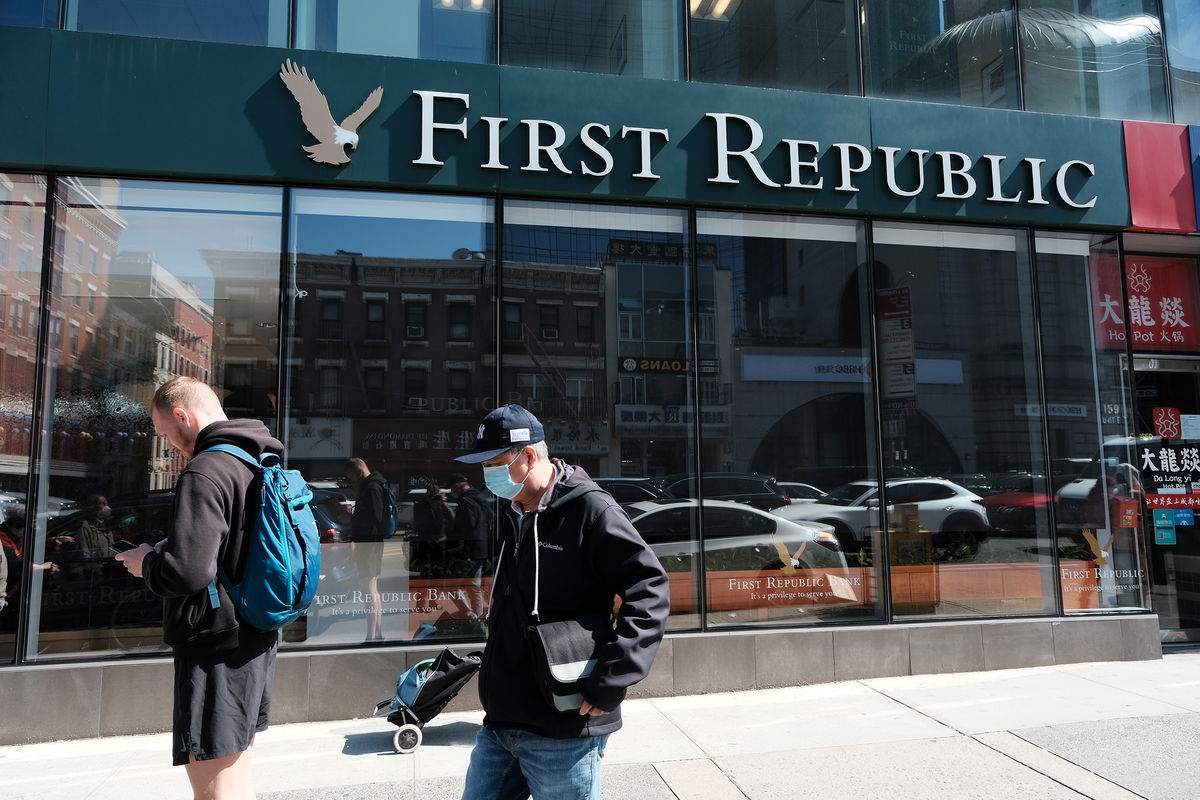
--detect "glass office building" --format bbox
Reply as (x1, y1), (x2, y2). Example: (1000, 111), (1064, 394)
(3, 0), (1199, 741)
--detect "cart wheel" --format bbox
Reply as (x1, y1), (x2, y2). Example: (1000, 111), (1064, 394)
(393, 723), (422, 754)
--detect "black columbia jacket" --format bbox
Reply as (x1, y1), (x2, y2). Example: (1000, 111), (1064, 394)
(478, 462), (669, 738)
(142, 419), (284, 651)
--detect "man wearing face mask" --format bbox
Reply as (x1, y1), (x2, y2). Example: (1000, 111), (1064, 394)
(454, 404), (669, 800)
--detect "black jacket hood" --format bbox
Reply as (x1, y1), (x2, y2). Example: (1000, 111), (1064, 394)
(194, 419), (284, 458)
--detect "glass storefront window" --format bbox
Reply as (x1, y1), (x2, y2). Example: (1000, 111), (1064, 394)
(1020, 0), (1168, 121)
(689, 0), (858, 94)
(0, 0), (57, 27)
(0, 174), (46, 664)
(501, 0), (682, 80)
(696, 211), (879, 626)
(295, 0), (495, 63)
(1035, 231), (1147, 615)
(66, 0), (288, 47)
(870, 221), (1053, 618)
(287, 189), (495, 647)
(863, 0), (1019, 109)
(29, 178), (283, 659)
(1163, 0), (1200, 124)
(502, 199), (697, 629)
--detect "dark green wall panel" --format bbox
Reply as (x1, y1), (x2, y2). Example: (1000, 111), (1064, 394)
(0, 28), (50, 168)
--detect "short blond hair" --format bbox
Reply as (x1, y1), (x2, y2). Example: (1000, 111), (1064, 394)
(152, 377), (223, 415)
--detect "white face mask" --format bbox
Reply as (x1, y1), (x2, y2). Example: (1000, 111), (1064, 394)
(483, 452), (527, 499)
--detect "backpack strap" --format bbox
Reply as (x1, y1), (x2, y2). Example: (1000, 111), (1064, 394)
(202, 443), (280, 470)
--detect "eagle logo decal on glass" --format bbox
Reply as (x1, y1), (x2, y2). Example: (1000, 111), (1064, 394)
(279, 59), (383, 165)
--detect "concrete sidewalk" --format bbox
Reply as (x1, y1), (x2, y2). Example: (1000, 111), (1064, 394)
(3, 651), (1199, 800)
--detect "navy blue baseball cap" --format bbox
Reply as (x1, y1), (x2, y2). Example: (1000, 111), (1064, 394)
(454, 404), (546, 464)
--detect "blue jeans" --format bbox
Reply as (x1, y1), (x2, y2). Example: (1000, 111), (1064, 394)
(460, 726), (609, 800)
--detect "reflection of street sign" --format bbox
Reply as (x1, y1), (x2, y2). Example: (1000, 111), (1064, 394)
(877, 287), (915, 401)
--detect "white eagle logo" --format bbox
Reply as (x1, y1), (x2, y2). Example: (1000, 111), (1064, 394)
(279, 59), (383, 166)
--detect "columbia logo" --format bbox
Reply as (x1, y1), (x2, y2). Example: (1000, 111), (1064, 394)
(539, 542), (563, 552)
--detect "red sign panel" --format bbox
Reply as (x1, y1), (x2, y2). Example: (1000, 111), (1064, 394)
(1092, 255), (1200, 352)
(1154, 407), (1182, 439)
(1124, 121), (1196, 234)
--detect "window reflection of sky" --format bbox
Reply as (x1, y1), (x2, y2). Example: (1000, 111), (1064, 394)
(289, 190), (491, 259)
(292, 215), (487, 259)
(1164, 0), (1200, 70)
(97, 182), (282, 304)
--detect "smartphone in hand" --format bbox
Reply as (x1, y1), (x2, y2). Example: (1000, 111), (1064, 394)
(109, 540), (138, 554)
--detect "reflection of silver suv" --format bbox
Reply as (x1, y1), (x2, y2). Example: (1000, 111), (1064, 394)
(785, 478), (989, 549)
(624, 498), (847, 573)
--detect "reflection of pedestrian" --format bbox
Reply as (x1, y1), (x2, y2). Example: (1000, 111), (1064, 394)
(454, 404), (669, 800)
(115, 377), (282, 793)
(1, 516), (60, 615)
(412, 480), (451, 577)
(76, 494), (114, 558)
(346, 458), (388, 642)
(447, 473), (492, 619)
(0, 531), (7, 614)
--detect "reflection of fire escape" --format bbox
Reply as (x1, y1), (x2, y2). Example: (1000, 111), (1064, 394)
(520, 322), (577, 418)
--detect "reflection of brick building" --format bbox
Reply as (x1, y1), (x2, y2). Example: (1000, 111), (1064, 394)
(203, 249), (282, 419)
(0, 174), (46, 487)
(290, 251), (495, 486)
(106, 254), (215, 490)
(288, 250), (610, 485)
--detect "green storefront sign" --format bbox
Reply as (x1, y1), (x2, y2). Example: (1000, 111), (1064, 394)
(0, 27), (1130, 228)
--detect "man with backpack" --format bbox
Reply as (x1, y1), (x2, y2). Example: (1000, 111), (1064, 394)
(345, 457), (391, 642)
(116, 377), (285, 800)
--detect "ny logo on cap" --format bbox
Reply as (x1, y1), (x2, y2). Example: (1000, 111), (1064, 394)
(477, 424), (486, 440)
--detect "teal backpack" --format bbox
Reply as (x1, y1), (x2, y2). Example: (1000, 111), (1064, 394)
(203, 444), (322, 631)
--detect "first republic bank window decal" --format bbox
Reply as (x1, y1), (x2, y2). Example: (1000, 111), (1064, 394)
(278, 61), (1102, 213)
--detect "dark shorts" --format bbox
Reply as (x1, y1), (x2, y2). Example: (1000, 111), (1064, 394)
(352, 541), (384, 579)
(172, 629), (279, 766)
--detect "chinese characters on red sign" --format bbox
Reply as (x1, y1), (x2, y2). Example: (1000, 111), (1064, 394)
(1093, 255), (1200, 351)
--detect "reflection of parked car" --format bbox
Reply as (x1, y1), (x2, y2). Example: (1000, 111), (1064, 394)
(978, 488), (1054, 532)
(786, 478), (989, 550)
(0, 492), (25, 522)
(593, 477), (672, 504)
(310, 490), (353, 543)
(959, 472), (1046, 498)
(776, 482), (826, 503)
(46, 496), (78, 518)
(786, 464), (927, 493)
(660, 473), (793, 512)
(1054, 439), (1144, 527)
(624, 498), (846, 573)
